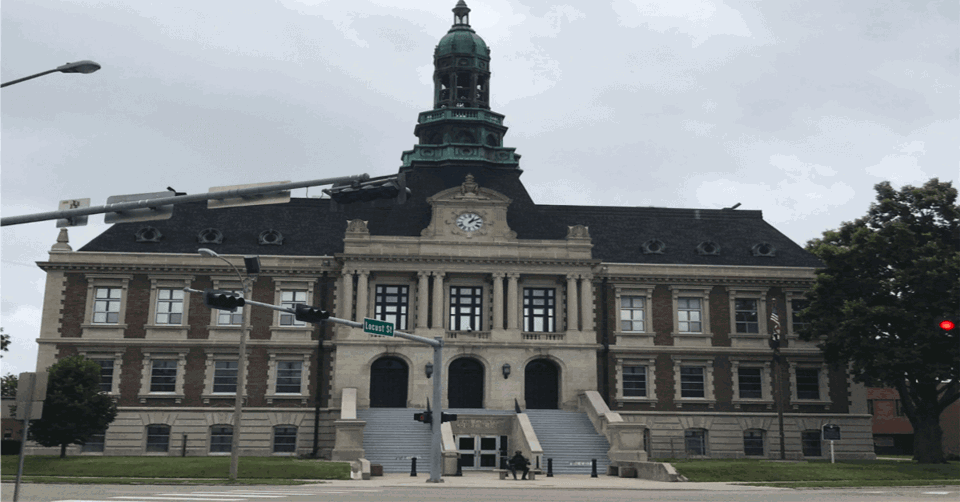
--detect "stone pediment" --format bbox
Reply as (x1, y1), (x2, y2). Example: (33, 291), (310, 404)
(421, 174), (516, 240)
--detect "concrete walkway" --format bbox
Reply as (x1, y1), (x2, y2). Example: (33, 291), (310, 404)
(314, 471), (785, 491)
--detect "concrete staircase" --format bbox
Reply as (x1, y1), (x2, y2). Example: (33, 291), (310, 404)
(357, 407), (432, 473)
(524, 409), (611, 475)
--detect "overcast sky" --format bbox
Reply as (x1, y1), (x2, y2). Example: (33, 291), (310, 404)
(2, 0), (957, 376)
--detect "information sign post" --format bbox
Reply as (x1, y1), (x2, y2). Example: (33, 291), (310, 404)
(822, 424), (841, 464)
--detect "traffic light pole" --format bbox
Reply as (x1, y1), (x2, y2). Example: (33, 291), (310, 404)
(186, 289), (446, 482)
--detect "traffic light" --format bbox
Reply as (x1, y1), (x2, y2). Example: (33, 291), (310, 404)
(203, 289), (245, 312)
(441, 412), (457, 423)
(324, 176), (410, 205)
(414, 411), (432, 424)
(941, 319), (956, 331)
(294, 304), (330, 324)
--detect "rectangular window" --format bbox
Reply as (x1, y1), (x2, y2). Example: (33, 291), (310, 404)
(279, 291), (308, 326)
(212, 361), (238, 393)
(680, 366), (705, 398)
(796, 368), (820, 400)
(150, 360), (177, 393)
(620, 296), (645, 332)
(93, 287), (122, 324)
(374, 285), (409, 330)
(734, 299), (759, 333)
(677, 298), (702, 333)
(744, 430), (764, 456)
(276, 361), (302, 394)
(146, 425), (171, 453)
(273, 426), (298, 453)
(155, 288), (184, 325)
(622, 365), (647, 397)
(449, 286), (482, 331)
(81, 430), (106, 452)
(523, 288), (555, 332)
(210, 425), (232, 453)
(684, 429), (706, 456)
(95, 360), (114, 393)
(867, 399), (875, 415)
(738, 367), (763, 399)
(792, 300), (809, 332)
(217, 290), (244, 325)
(801, 431), (821, 457)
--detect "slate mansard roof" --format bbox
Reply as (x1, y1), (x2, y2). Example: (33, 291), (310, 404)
(79, 166), (823, 269)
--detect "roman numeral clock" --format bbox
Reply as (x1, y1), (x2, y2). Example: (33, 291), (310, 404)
(422, 174), (517, 241)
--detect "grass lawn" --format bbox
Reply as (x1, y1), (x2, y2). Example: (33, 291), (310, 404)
(668, 459), (960, 487)
(0, 455), (350, 480)
(0, 476), (312, 485)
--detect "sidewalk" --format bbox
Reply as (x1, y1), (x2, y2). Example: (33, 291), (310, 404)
(311, 471), (785, 491)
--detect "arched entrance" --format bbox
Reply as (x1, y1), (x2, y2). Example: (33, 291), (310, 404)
(370, 356), (408, 408)
(524, 359), (559, 409)
(448, 357), (484, 409)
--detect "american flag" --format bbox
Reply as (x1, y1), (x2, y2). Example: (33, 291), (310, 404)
(770, 303), (781, 336)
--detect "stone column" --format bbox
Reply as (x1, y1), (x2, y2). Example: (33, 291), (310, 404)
(492, 272), (505, 330)
(507, 273), (519, 330)
(355, 270), (369, 322)
(566, 274), (579, 332)
(580, 275), (594, 331)
(417, 271), (430, 329)
(431, 272), (446, 330)
(339, 270), (354, 320)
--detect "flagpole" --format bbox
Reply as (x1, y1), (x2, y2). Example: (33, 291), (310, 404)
(770, 302), (786, 460)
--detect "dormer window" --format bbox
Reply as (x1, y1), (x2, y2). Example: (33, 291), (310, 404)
(641, 239), (666, 255)
(135, 226), (162, 243)
(752, 243), (776, 257)
(198, 228), (223, 245)
(696, 241), (720, 256)
(259, 230), (283, 246)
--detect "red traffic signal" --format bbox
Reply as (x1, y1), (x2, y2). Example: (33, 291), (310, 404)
(940, 320), (956, 331)
(413, 411), (432, 424)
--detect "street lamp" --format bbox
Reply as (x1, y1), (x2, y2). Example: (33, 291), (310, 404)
(1, 60), (102, 88)
(198, 248), (260, 480)
(769, 302), (787, 460)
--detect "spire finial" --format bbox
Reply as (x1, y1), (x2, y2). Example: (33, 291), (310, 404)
(453, 0), (470, 26)
(51, 228), (72, 252)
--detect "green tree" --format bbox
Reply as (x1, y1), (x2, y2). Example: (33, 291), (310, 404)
(801, 178), (960, 464)
(1, 373), (17, 397)
(1, 327), (10, 357)
(27, 355), (118, 458)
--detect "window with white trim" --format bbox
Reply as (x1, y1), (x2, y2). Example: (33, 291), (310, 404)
(150, 360), (177, 392)
(523, 288), (555, 332)
(738, 367), (763, 399)
(795, 368), (820, 400)
(680, 366), (705, 398)
(450, 286), (482, 331)
(734, 299), (759, 333)
(217, 290), (244, 325)
(374, 285), (409, 330)
(791, 299), (809, 333)
(276, 361), (303, 394)
(789, 363), (830, 407)
(672, 356), (715, 405)
(623, 365), (647, 397)
(280, 291), (308, 326)
(93, 287), (122, 324)
(677, 298), (702, 333)
(212, 361), (238, 394)
(155, 288), (184, 325)
(620, 296), (645, 332)
(93, 359), (114, 393)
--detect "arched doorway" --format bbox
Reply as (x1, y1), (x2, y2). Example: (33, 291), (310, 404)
(370, 356), (408, 408)
(448, 357), (484, 409)
(524, 359), (559, 409)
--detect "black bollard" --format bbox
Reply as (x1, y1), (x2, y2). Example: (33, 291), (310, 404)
(456, 457), (463, 476)
(591, 458), (598, 478)
(547, 458), (553, 477)
(411, 457), (417, 477)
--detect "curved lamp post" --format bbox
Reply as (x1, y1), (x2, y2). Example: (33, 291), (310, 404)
(198, 248), (259, 481)
(1, 60), (101, 88)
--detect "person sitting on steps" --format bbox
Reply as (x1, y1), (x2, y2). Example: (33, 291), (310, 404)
(508, 450), (530, 480)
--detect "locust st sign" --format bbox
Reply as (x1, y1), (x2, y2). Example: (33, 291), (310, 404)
(363, 318), (395, 337)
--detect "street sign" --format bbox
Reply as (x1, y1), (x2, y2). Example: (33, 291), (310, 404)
(822, 424), (841, 441)
(15, 372), (48, 420)
(104, 191), (175, 223)
(56, 198), (90, 227)
(363, 318), (395, 337)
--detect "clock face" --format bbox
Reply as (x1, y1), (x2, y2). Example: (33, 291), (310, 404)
(455, 212), (484, 232)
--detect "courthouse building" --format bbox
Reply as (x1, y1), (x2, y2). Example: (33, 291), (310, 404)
(28, 1), (873, 467)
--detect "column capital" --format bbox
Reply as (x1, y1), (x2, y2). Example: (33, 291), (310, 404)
(341, 269), (355, 277)
(566, 273), (579, 281)
(492, 272), (506, 279)
(432, 271), (446, 278)
(507, 272), (521, 279)
(418, 271), (432, 278)
(579, 274), (595, 282)
(357, 270), (370, 278)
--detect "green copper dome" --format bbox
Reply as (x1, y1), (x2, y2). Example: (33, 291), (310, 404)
(436, 26), (489, 58)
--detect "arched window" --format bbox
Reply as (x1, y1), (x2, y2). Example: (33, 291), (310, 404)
(146, 424), (171, 453)
(198, 228), (223, 244)
(210, 424), (232, 453)
(684, 428), (707, 456)
(259, 229), (283, 246)
(743, 429), (764, 456)
(135, 226), (162, 243)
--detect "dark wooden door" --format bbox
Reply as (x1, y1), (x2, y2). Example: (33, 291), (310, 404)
(448, 357), (484, 408)
(525, 359), (559, 409)
(370, 357), (408, 407)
